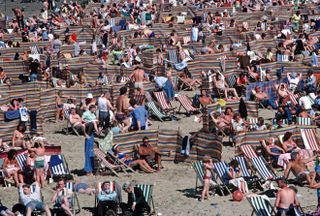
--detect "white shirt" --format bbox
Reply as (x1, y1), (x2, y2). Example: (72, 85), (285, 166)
(299, 96), (313, 110)
(98, 97), (109, 112)
(19, 184), (42, 205)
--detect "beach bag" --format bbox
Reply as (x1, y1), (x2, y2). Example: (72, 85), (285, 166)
(4, 110), (20, 121)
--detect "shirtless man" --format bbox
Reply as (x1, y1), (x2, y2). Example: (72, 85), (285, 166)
(115, 87), (131, 132)
(136, 137), (165, 171)
(252, 86), (277, 109)
(284, 151), (317, 185)
(130, 65), (146, 89)
(275, 178), (300, 216)
(212, 71), (239, 100)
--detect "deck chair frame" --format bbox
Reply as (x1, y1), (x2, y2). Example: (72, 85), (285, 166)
(136, 184), (156, 215)
(247, 195), (276, 216)
(175, 94), (199, 115)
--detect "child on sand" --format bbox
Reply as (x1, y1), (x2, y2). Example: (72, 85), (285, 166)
(201, 156), (214, 201)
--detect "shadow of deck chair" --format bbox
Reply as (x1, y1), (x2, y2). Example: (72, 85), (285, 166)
(49, 154), (71, 181)
(52, 181), (81, 215)
(94, 148), (127, 177)
(136, 183), (156, 215)
(301, 128), (320, 151)
(213, 161), (234, 195)
(191, 161), (218, 195)
(146, 101), (172, 122)
(175, 94), (200, 115)
(153, 91), (176, 114)
(247, 194), (276, 216)
(251, 156), (279, 181)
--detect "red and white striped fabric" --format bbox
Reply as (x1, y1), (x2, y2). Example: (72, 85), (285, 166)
(154, 91), (171, 110)
(240, 144), (258, 159)
(288, 93), (298, 106)
(301, 128), (320, 151)
(176, 94), (198, 112)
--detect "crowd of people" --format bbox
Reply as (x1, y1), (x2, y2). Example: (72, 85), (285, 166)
(0, 0), (320, 215)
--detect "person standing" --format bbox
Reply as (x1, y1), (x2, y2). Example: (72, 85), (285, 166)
(84, 123), (95, 176)
(129, 99), (148, 131)
(98, 92), (115, 131)
(29, 59), (40, 82)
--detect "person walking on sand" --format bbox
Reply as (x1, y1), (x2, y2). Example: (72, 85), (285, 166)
(27, 141), (46, 188)
(201, 156), (214, 202)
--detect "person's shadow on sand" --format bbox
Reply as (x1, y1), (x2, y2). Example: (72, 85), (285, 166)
(177, 188), (199, 199)
(71, 169), (87, 176)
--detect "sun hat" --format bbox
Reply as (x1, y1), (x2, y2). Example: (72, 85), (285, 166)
(87, 93), (93, 99)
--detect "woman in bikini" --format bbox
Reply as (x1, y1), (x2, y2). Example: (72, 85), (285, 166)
(28, 141), (46, 187)
(3, 149), (24, 186)
(12, 123), (27, 148)
(282, 132), (298, 153)
(201, 156), (214, 201)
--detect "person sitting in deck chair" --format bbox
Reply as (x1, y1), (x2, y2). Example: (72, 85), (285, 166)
(19, 182), (51, 216)
(122, 181), (151, 216)
(251, 86), (278, 109)
(178, 70), (202, 89)
(96, 181), (118, 216)
(69, 108), (86, 136)
(212, 70), (240, 100)
(136, 137), (164, 172)
(51, 179), (74, 216)
(284, 151), (318, 186)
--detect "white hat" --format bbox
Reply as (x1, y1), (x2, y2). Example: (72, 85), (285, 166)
(87, 93), (93, 99)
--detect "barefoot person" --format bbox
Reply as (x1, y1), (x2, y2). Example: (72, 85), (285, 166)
(136, 137), (165, 171)
(84, 123), (95, 176)
(201, 156), (213, 202)
(130, 65), (146, 89)
(27, 142), (46, 187)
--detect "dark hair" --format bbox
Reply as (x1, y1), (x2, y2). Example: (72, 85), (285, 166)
(129, 98), (137, 107)
(22, 184), (30, 188)
(10, 98), (18, 107)
(17, 123), (26, 133)
(142, 136), (149, 142)
(225, 107), (233, 114)
(7, 149), (17, 160)
(229, 159), (239, 167)
(119, 87), (127, 95)
(89, 104), (96, 110)
(282, 132), (292, 142)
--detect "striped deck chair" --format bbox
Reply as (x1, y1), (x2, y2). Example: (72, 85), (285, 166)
(16, 153), (28, 172)
(30, 44), (40, 54)
(226, 74), (237, 88)
(49, 155), (70, 180)
(53, 181), (81, 215)
(277, 54), (289, 62)
(153, 91), (176, 113)
(0, 158), (12, 187)
(136, 184), (156, 214)
(146, 101), (171, 122)
(213, 161), (233, 195)
(240, 144), (258, 159)
(167, 49), (178, 66)
(248, 117), (258, 131)
(176, 94), (199, 114)
(247, 195), (276, 216)
(234, 156), (251, 177)
(94, 148), (133, 177)
(251, 156), (277, 180)
(301, 128), (320, 151)
(296, 117), (312, 125)
(192, 160), (218, 194)
(133, 94), (146, 105)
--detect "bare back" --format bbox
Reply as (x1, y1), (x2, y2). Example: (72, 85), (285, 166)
(132, 69), (145, 83)
(276, 187), (296, 209)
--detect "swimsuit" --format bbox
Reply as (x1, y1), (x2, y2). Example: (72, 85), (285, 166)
(203, 174), (211, 180)
(35, 156), (45, 169)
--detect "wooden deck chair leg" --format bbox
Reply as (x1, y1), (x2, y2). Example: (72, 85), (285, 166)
(151, 195), (156, 215)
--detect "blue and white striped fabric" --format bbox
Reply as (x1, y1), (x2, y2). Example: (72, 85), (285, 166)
(30, 45), (40, 55)
(251, 157), (276, 180)
(234, 156), (251, 177)
(16, 153), (28, 171)
(214, 161), (228, 180)
(296, 117), (312, 125)
(247, 195), (274, 216)
(50, 155), (68, 176)
(276, 54), (289, 62)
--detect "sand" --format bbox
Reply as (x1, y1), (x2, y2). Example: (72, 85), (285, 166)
(0, 103), (319, 216)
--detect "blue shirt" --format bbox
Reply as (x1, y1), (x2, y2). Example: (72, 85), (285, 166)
(130, 106), (148, 129)
(97, 191), (117, 202)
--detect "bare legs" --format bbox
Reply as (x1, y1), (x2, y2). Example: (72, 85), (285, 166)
(36, 168), (45, 187)
(201, 179), (210, 201)
(130, 160), (156, 173)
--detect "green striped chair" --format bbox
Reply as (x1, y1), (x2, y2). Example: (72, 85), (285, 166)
(192, 160), (205, 191)
(136, 184), (155, 215)
(247, 195), (276, 216)
(146, 101), (171, 122)
(296, 117), (312, 126)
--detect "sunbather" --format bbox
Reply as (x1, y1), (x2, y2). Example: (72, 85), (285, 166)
(113, 144), (156, 173)
(12, 123), (28, 148)
(69, 108), (86, 136)
(284, 151), (317, 185)
(201, 156), (214, 202)
(27, 141), (46, 187)
(222, 159), (248, 194)
(95, 181), (118, 216)
(282, 132), (298, 153)
(51, 179), (74, 216)
(3, 150), (24, 186)
(212, 70), (239, 100)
